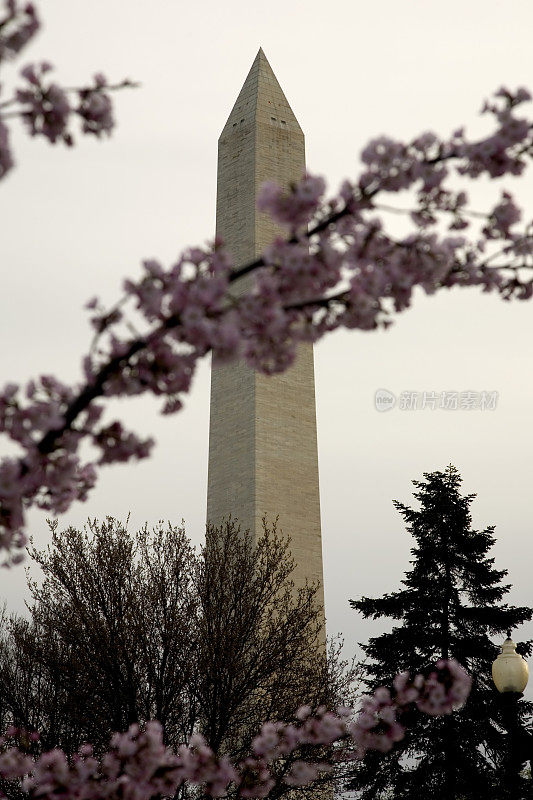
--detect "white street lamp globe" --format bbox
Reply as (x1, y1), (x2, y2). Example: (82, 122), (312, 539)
(492, 632), (529, 694)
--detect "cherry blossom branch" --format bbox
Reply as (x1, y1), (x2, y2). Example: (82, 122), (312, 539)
(0, 79), (138, 112)
(1, 86), (533, 564)
(0, 660), (471, 799)
(0, 1), (136, 180)
(231, 204), (352, 282)
(0, 64), (134, 150)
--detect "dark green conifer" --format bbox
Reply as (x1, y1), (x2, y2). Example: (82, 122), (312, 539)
(349, 466), (533, 800)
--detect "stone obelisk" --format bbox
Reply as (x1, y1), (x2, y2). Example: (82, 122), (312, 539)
(207, 49), (324, 617)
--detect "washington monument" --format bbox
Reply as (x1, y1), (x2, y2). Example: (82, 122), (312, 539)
(207, 49), (325, 619)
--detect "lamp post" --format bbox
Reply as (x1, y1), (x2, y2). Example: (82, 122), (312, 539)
(492, 630), (530, 797)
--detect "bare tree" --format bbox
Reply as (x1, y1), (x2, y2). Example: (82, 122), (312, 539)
(0, 517), (358, 796)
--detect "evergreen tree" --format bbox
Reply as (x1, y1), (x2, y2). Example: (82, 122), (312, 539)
(349, 466), (533, 800)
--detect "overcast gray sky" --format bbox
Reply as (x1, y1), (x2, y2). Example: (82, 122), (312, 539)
(1, 0), (533, 688)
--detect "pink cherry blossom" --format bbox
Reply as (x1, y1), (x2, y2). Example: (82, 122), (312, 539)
(77, 76), (114, 137)
(257, 173), (326, 229)
(0, 660), (472, 797)
(416, 658), (472, 715)
(284, 760), (320, 787)
(16, 63), (71, 144)
(0, 1), (39, 63)
(483, 192), (522, 239)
